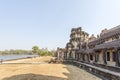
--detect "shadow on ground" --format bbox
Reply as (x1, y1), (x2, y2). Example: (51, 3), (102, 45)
(1, 65), (71, 80)
(2, 73), (67, 80)
(1, 64), (101, 80)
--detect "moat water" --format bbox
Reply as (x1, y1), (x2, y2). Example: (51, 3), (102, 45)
(0, 55), (39, 61)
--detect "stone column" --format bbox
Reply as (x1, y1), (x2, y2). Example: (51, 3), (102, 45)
(57, 51), (59, 59)
(115, 48), (120, 66)
(82, 54), (85, 61)
(96, 53), (99, 62)
(103, 49), (107, 65)
(118, 50), (120, 66)
(79, 53), (82, 61)
(95, 53), (99, 63)
(66, 52), (67, 59)
(87, 54), (90, 62)
(78, 53), (80, 61)
(64, 52), (66, 60)
(75, 52), (77, 60)
(67, 51), (69, 59)
(95, 54), (97, 62)
(75, 53), (77, 60)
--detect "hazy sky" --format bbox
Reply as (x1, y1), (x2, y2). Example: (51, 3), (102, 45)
(0, 0), (120, 50)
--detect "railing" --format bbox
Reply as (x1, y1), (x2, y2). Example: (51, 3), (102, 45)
(64, 60), (120, 80)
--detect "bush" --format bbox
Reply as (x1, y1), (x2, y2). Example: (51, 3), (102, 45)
(38, 50), (52, 56)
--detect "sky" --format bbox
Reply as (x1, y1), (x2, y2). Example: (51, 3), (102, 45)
(0, 0), (120, 51)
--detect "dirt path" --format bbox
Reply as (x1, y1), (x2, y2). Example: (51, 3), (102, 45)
(0, 56), (102, 80)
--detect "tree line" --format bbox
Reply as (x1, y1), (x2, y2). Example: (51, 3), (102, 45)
(0, 46), (56, 56)
(0, 49), (32, 55)
(32, 46), (55, 56)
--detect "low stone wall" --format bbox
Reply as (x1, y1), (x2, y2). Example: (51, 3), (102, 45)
(93, 63), (120, 73)
(63, 60), (120, 80)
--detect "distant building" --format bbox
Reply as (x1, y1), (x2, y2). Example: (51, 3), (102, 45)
(41, 48), (48, 52)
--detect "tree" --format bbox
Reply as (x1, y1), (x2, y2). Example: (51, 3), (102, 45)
(32, 46), (39, 54)
(50, 49), (56, 57)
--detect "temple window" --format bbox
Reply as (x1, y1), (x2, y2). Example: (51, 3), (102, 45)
(106, 52), (110, 61)
(90, 55), (93, 60)
(116, 35), (119, 39)
(105, 38), (112, 43)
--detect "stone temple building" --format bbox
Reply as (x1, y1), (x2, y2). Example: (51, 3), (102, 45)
(56, 25), (120, 79)
(56, 25), (120, 67)
(64, 27), (89, 60)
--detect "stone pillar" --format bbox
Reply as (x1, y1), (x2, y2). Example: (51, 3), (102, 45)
(75, 52), (78, 60)
(118, 50), (120, 66)
(64, 52), (66, 60)
(66, 52), (67, 59)
(83, 54), (85, 61)
(57, 52), (59, 59)
(115, 48), (120, 66)
(96, 53), (99, 62)
(74, 52), (76, 59)
(103, 50), (107, 65)
(95, 54), (97, 62)
(79, 53), (81, 61)
(95, 53), (99, 63)
(67, 51), (69, 59)
(69, 51), (72, 58)
(78, 53), (80, 61)
(87, 54), (90, 62)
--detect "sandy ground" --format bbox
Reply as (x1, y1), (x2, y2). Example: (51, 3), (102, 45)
(0, 56), (102, 80)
